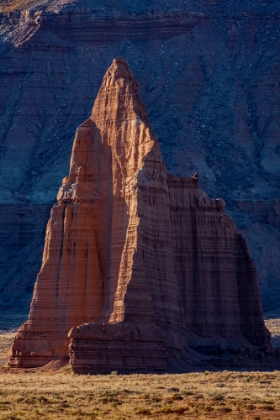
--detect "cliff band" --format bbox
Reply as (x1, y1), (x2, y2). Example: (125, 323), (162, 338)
(9, 58), (270, 372)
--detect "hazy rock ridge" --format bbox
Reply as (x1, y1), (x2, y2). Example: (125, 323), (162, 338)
(9, 59), (270, 373)
(1, 0), (280, 317)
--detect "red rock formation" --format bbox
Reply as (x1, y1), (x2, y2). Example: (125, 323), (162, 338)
(9, 58), (270, 372)
(1, 2), (280, 318)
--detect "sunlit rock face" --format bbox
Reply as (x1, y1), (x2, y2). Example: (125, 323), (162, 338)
(9, 59), (270, 373)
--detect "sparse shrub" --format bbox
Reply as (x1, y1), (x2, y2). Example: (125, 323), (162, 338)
(168, 387), (179, 393)
(157, 406), (174, 414)
(165, 399), (174, 404)
(136, 408), (151, 415)
(217, 407), (232, 413)
(151, 396), (161, 402)
(112, 401), (122, 408)
(171, 393), (183, 401)
(122, 389), (133, 394)
(212, 393), (224, 401)
(183, 390), (194, 396)
(193, 393), (204, 399)
(259, 404), (275, 411)
(173, 406), (188, 414)
(38, 396), (49, 404)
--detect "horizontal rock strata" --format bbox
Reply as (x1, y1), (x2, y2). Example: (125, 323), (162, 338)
(9, 58), (270, 372)
(69, 322), (167, 374)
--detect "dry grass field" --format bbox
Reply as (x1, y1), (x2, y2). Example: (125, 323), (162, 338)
(0, 318), (279, 419)
(0, 332), (14, 366)
(0, 368), (280, 419)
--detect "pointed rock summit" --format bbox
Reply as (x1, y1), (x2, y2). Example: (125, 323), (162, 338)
(9, 59), (270, 372)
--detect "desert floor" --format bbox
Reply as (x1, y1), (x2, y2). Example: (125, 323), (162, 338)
(0, 317), (279, 419)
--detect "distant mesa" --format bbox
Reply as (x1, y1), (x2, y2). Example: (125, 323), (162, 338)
(9, 58), (271, 373)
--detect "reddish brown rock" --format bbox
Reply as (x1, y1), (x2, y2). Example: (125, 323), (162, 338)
(1, 2), (280, 316)
(9, 58), (270, 372)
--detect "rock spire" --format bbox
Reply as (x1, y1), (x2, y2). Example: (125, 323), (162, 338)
(9, 58), (270, 372)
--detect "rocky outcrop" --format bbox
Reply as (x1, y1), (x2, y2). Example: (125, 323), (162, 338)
(1, 1), (280, 319)
(9, 58), (270, 372)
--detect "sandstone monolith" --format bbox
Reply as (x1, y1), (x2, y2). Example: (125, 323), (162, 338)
(9, 58), (270, 372)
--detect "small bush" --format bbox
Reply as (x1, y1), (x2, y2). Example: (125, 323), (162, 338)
(212, 393), (224, 401)
(168, 387), (179, 393)
(136, 408), (151, 415)
(259, 405), (275, 411)
(193, 393), (204, 399)
(217, 407), (232, 413)
(171, 394), (183, 401)
(183, 391), (194, 396)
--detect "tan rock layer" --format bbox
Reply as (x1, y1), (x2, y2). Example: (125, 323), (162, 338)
(9, 58), (270, 372)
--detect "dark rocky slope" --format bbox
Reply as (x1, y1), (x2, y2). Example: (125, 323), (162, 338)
(0, 0), (280, 323)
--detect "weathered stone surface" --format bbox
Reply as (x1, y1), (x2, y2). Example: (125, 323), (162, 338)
(1, 0), (280, 319)
(9, 59), (270, 372)
(69, 322), (167, 374)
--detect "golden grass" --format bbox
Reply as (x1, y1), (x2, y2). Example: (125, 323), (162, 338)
(0, 332), (15, 366)
(0, 0), (39, 13)
(0, 318), (278, 419)
(0, 369), (280, 419)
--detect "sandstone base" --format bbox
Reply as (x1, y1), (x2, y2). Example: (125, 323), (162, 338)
(68, 322), (167, 374)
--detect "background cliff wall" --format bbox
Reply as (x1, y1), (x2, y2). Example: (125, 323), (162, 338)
(0, 0), (280, 324)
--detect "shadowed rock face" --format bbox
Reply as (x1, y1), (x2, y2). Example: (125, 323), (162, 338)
(9, 59), (270, 373)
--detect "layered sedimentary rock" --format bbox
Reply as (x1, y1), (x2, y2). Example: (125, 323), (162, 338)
(9, 58), (270, 372)
(1, 1), (280, 319)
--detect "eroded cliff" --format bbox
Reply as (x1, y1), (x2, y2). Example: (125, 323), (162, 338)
(1, 0), (280, 318)
(9, 59), (270, 372)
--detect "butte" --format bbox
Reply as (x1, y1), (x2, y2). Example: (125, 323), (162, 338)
(9, 58), (270, 373)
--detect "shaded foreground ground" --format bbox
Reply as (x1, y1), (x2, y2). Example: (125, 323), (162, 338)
(0, 320), (279, 419)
